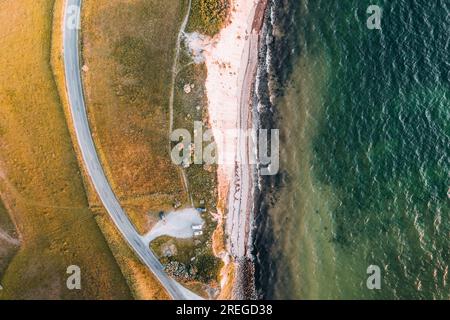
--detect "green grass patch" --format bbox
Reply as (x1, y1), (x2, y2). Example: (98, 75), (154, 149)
(162, 45), (221, 285)
(188, 0), (230, 36)
(151, 236), (222, 283)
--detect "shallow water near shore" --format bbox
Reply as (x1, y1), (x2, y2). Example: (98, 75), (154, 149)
(255, 0), (449, 299)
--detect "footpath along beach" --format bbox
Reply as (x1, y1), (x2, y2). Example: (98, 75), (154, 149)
(201, 0), (268, 299)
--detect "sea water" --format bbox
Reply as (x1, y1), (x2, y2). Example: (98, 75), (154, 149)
(254, 0), (449, 299)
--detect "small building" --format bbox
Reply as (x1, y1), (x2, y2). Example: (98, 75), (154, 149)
(193, 231), (203, 237)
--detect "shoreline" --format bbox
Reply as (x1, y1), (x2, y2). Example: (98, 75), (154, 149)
(200, 0), (268, 299)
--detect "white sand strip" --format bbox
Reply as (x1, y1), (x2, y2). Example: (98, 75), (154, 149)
(202, 0), (260, 259)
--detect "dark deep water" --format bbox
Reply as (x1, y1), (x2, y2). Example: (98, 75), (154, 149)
(254, 0), (449, 299)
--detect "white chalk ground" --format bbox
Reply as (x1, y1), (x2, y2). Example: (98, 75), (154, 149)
(142, 208), (204, 245)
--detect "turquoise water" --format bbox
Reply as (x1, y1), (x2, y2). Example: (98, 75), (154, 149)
(255, 0), (449, 299)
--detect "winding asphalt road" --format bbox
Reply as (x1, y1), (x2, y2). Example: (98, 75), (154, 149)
(63, 0), (201, 300)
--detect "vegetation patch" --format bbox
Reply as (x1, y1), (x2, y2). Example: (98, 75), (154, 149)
(151, 236), (222, 285)
(188, 0), (230, 36)
(165, 26), (222, 289)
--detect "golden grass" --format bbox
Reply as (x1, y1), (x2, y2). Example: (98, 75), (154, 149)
(80, 0), (223, 294)
(0, 0), (131, 299)
(94, 208), (170, 300)
(78, 0), (201, 298)
(51, 0), (170, 299)
(81, 0), (189, 233)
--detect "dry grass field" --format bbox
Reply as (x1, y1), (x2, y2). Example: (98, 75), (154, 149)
(94, 208), (170, 299)
(81, 0), (223, 292)
(51, 0), (170, 299)
(0, 0), (131, 299)
(81, 0), (189, 234)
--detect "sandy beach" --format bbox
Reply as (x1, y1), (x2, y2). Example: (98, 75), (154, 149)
(197, 0), (268, 298)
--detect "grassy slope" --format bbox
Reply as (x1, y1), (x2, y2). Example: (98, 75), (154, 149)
(0, 0), (131, 299)
(81, 0), (189, 235)
(80, 0), (197, 299)
(81, 0), (225, 296)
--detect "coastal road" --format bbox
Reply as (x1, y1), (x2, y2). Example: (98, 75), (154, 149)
(63, 0), (201, 300)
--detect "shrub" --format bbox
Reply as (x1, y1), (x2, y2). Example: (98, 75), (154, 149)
(189, 0), (230, 36)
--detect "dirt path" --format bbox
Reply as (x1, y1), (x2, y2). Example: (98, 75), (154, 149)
(169, 0), (192, 134)
(168, 0), (194, 207)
